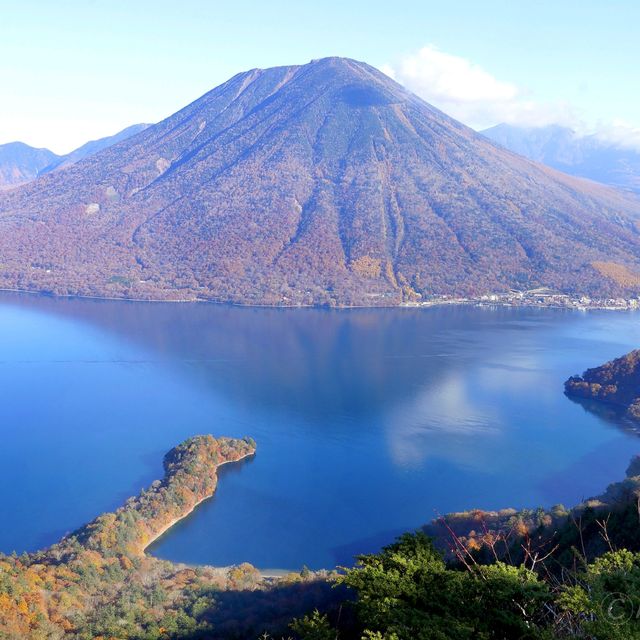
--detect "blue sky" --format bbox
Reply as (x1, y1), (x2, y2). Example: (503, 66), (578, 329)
(1, 0), (638, 152)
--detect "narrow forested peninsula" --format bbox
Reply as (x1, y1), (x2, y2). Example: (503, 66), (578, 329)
(60, 435), (257, 558)
(1, 436), (257, 637)
(0, 436), (336, 639)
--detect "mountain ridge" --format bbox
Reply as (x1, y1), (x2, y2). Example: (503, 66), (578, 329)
(1, 57), (640, 306)
(0, 123), (150, 190)
(0, 142), (59, 190)
(482, 122), (640, 194)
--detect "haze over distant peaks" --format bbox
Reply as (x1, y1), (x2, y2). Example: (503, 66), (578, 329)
(44, 123), (151, 173)
(1, 57), (640, 306)
(0, 123), (151, 189)
(482, 123), (640, 194)
(0, 142), (58, 190)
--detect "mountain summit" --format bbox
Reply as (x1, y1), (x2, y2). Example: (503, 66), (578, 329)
(1, 57), (640, 305)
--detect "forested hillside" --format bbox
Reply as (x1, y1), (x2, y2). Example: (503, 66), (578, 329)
(566, 349), (640, 419)
(1, 58), (640, 305)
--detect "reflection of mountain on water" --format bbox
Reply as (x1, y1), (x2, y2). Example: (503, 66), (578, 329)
(4, 291), (640, 567)
(0, 292), (528, 424)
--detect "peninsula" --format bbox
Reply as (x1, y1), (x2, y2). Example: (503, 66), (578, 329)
(565, 349), (640, 420)
(0, 435), (334, 639)
(3, 430), (640, 639)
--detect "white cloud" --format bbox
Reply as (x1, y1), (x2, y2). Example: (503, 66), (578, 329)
(382, 45), (640, 151)
(381, 45), (578, 131)
(381, 47), (518, 104)
(590, 119), (640, 151)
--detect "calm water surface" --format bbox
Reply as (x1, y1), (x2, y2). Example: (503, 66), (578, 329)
(1, 293), (639, 569)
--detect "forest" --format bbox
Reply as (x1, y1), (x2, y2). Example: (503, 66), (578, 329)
(566, 349), (640, 420)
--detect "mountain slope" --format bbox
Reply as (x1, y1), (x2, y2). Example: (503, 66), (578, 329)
(482, 123), (640, 194)
(0, 142), (58, 189)
(1, 57), (640, 306)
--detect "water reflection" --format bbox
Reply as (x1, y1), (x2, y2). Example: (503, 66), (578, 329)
(1, 297), (497, 430)
(385, 375), (499, 468)
(566, 394), (640, 437)
(0, 292), (639, 568)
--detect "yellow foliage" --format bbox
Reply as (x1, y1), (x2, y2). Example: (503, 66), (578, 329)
(0, 436), (259, 637)
(350, 255), (382, 278)
(592, 261), (640, 287)
(467, 538), (481, 551)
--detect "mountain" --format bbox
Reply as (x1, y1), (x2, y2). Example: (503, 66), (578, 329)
(0, 142), (58, 189)
(0, 124), (150, 189)
(482, 123), (640, 194)
(1, 57), (640, 306)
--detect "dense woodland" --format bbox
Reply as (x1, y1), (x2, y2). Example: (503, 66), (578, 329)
(280, 456), (640, 640)
(566, 349), (640, 420)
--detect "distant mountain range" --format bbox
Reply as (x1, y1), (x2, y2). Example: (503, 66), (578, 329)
(0, 143), (58, 189)
(0, 124), (150, 189)
(0, 57), (640, 306)
(482, 123), (640, 194)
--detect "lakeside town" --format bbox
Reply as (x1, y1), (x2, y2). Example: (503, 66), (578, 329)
(403, 287), (640, 311)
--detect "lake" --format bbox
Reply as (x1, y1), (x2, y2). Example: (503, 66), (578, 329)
(1, 292), (639, 570)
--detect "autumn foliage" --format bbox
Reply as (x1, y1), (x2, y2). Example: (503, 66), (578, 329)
(565, 349), (640, 419)
(1, 58), (640, 307)
(0, 435), (262, 639)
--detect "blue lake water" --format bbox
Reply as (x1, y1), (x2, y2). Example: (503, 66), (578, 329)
(1, 292), (639, 570)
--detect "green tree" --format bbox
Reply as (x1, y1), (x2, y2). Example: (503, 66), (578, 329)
(291, 609), (336, 640)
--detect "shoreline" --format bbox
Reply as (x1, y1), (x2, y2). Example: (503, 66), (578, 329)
(143, 453), (255, 554)
(0, 286), (638, 312)
(142, 451), (303, 578)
